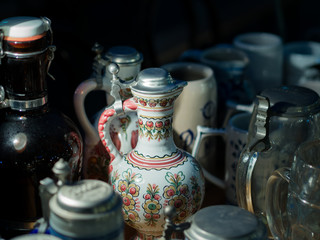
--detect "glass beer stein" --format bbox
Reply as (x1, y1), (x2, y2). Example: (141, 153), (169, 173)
(266, 139), (320, 240)
(236, 85), (320, 229)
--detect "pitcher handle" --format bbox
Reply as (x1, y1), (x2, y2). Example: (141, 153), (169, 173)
(98, 98), (137, 162)
(192, 125), (226, 189)
(265, 167), (291, 240)
(74, 78), (111, 144)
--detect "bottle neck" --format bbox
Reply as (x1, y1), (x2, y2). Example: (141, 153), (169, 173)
(0, 35), (51, 111)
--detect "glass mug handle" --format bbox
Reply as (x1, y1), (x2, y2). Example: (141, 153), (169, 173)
(191, 125), (226, 189)
(265, 167), (291, 240)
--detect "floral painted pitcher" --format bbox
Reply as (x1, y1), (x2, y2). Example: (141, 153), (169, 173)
(98, 65), (205, 239)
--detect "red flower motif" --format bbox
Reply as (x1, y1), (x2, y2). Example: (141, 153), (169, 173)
(120, 184), (127, 192)
(138, 118), (143, 125)
(144, 194), (151, 200)
(146, 121), (153, 128)
(139, 99), (147, 106)
(167, 189), (175, 197)
(123, 197), (131, 206)
(153, 214), (160, 219)
(154, 194), (161, 201)
(155, 121), (163, 128)
(129, 187), (136, 195)
(145, 213), (151, 219)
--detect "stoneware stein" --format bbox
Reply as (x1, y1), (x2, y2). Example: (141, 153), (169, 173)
(98, 66), (205, 239)
(266, 139), (320, 240)
(180, 46), (255, 127)
(74, 45), (142, 181)
(161, 62), (218, 175)
(283, 41), (320, 94)
(236, 85), (320, 237)
(233, 32), (283, 94)
(192, 112), (251, 205)
(183, 205), (268, 240)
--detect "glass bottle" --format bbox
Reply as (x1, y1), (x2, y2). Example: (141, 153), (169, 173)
(0, 16), (83, 238)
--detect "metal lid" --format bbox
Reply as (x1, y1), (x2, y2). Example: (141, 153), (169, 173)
(0, 16), (50, 39)
(184, 205), (265, 240)
(259, 85), (320, 116)
(105, 46), (143, 65)
(53, 180), (116, 214)
(49, 179), (123, 238)
(10, 234), (62, 240)
(132, 68), (187, 94)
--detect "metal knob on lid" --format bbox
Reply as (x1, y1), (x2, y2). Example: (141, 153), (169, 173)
(184, 205), (267, 240)
(49, 179), (123, 239)
(132, 68), (187, 94)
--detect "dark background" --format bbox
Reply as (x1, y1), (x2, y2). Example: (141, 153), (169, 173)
(1, 0), (320, 133)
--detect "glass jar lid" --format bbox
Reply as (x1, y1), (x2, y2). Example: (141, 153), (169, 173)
(259, 85), (320, 117)
(184, 205), (267, 240)
(132, 68), (187, 94)
(105, 46), (143, 65)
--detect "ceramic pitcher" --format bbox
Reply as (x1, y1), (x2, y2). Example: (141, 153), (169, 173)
(74, 45), (142, 181)
(236, 85), (320, 235)
(98, 65), (205, 239)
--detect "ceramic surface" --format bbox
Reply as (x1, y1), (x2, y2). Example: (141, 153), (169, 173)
(98, 68), (205, 239)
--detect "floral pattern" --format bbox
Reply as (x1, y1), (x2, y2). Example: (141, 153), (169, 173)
(133, 95), (178, 108)
(142, 184), (162, 226)
(163, 171), (192, 222)
(138, 117), (172, 141)
(116, 168), (142, 226)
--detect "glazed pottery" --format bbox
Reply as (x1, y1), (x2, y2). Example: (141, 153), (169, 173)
(98, 66), (205, 239)
(192, 112), (251, 205)
(233, 32), (283, 94)
(161, 62), (218, 175)
(74, 45), (142, 181)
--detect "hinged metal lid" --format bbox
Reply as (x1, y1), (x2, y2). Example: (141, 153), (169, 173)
(0, 16), (50, 39)
(132, 68), (187, 94)
(105, 46), (143, 65)
(259, 85), (320, 117)
(184, 205), (266, 240)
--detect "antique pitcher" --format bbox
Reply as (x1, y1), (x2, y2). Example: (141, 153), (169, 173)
(74, 44), (142, 180)
(236, 85), (320, 230)
(98, 65), (205, 239)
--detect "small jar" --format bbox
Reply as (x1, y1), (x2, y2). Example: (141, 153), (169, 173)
(48, 180), (123, 240)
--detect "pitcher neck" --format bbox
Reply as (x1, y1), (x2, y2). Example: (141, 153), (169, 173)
(132, 90), (181, 155)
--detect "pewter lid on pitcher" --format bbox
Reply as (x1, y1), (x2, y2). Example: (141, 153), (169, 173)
(184, 205), (267, 240)
(105, 46), (143, 65)
(131, 68), (187, 94)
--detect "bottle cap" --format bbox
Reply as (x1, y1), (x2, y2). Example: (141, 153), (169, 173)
(0, 16), (50, 40)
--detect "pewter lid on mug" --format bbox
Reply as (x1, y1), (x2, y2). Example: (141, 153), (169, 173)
(258, 85), (320, 117)
(0, 16), (50, 38)
(49, 179), (123, 238)
(105, 46), (143, 65)
(10, 234), (62, 240)
(184, 205), (267, 240)
(131, 68), (187, 94)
